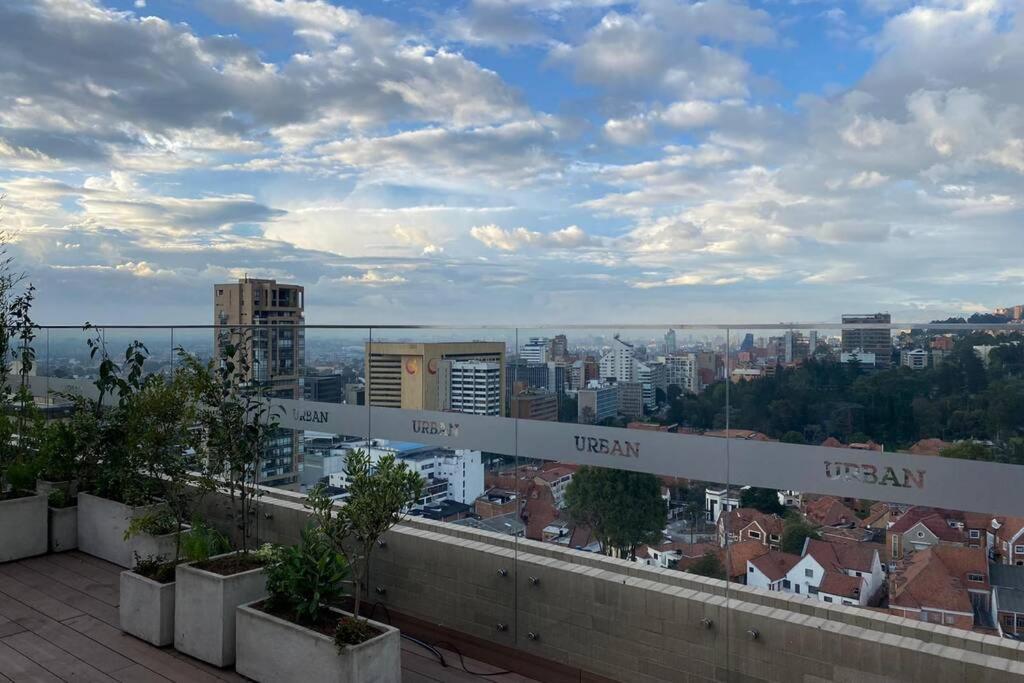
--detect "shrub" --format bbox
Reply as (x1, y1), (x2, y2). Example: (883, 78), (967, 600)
(263, 524), (349, 628)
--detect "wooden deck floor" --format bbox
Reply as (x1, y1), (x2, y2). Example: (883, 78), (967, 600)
(0, 552), (537, 683)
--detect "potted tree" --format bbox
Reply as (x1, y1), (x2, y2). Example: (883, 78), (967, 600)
(48, 488), (78, 552)
(73, 330), (174, 567)
(36, 419), (81, 498)
(235, 486), (401, 683)
(0, 282), (47, 563)
(119, 362), (214, 645)
(174, 336), (280, 667)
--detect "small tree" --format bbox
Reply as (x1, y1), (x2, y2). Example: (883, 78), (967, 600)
(739, 487), (785, 515)
(564, 466), (667, 559)
(781, 516), (820, 554)
(185, 333), (281, 553)
(687, 551), (726, 580)
(316, 450), (422, 623)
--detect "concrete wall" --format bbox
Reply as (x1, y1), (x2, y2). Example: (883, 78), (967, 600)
(195, 485), (1024, 682)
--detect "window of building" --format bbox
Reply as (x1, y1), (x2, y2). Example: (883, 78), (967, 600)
(1017, 615), (1024, 628)
(917, 531), (925, 538)
(770, 534), (780, 542)
(968, 572), (984, 582)
(969, 530), (980, 539)
(1015, 545), (1024, 554)
(749, 566), (754, 573)
(748, 531), (762, 539)
(783, 580), (791, 589)
(943, 614), (956, 625)
(823, 596), (833, 603)
(805, 568), (813, 578)
(854, 571), (860, 577)
(842, 601), (853, 606)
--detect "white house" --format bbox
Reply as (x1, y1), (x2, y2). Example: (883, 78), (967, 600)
(746, 539), (884, 607)
(705, 486), (743, 523)
(746, 551), (802, 592)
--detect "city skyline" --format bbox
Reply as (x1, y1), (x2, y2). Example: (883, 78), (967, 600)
(3, 1), (1024, 325)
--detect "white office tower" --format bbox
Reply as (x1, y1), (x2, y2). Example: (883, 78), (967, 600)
(521, 337), (551, 364)
(662, 354), (698, 394)
(599, 335), (637, 383)
(446, 360), (501, 416)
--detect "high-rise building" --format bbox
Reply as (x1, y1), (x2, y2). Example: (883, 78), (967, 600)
(510, 391), (558, 421)
(599, 335), (637, 383)
(577, 384), (618, 424)
(662, 353), (698, 394)
(365, 341), (506, 413)
(440, 360), (502, 416)
(570, 358), (600, 390)
(637, 361), (666, 408)
(520, 337), (551, 364)
(304, 372), (343, 403)
(841, 313), (892, 368)
(214, 277), (305, 487)
(616, 381), (644, 419)
(739, 333), (755, 352)
(664, 329), (677, 355)
(551, 334), (568, 360)
(547, 360), (568, 396)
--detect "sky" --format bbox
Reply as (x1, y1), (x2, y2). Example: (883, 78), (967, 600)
(1, 0), (1023, 326)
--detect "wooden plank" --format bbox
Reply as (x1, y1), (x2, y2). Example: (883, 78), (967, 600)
(2, 631), (116, 683)
(2, 563), (119, 627)
(399, 667), (441, 683)
(66, 553), (123, 579)
(164, 650), (248, 683)
(47, 554), (121, 586)
(62, 615), (223, 683)
(27, 556), (120, 607)
(0, 594), (49, 630)
(108, 665), (172, 683)
(24, 616), (134, 674)
(0, 639), (61, 682)
(0, 568), (84, 623)
(0, 622), (27, 639)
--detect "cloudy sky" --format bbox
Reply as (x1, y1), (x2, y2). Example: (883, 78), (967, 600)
(2, 0), (1023, 326)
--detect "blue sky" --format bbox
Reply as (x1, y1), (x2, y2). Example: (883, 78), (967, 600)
(1, 0), (1023, 325)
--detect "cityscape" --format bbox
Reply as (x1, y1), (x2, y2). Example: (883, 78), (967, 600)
(3, 0), (1024, 681)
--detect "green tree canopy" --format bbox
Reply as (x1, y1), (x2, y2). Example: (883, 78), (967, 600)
(687, 551), (726, 580)
(781, 516), (821, 555)
(739, 487), (785, 515)
(564, 466), (667, 560)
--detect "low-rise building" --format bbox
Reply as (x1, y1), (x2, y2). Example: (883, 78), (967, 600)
(991, 564), (1024, 637)
(900, 348), (929, 370)
(889, 546), (992, 630)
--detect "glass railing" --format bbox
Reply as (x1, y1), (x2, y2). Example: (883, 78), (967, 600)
(21, 320), (1024, 677)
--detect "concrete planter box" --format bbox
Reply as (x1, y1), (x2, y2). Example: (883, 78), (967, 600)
(120, 570), (175, 646)
(49, 505), (78, 553)
(174, 553), (267, 667)
(36, 478), (79, 499)
(236, 603), (400, 683)
(0, 493), (48, 562)
(77, 493), (176, 568)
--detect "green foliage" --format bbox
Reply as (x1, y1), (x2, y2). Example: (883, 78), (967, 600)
(124, 507), (178, 541)
(939, 441), (995, 461)
(264, 524), (350, 628)
(739, 487), (785, 515)
(132, 553), (175, 584)
(780, 430), (806, 444)
(564, 466), (667, 559)
(47, 489), (74, 508)
(37, 420), (80, 483)
(4, 457), (39, 492)
(334, 615), (378, 650)
(687, 551), (726, 580)
(781, 517), (821, 555)
(182, 334), (282, 552)
(313, 452), (423, 624)
(179, 519), (231, 563)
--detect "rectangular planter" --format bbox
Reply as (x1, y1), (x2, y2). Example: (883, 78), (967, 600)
(174, 553), (267, 667)
(120, 570), (175, 646)
(236, 603), (400, 683)
(77, 493), (175, 568)
(49, 505), (78, 553)
(0, 493), (48, 562)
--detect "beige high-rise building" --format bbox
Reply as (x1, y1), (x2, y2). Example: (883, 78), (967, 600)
(365, 341), (505, 414)
(214, 278), (304, 487)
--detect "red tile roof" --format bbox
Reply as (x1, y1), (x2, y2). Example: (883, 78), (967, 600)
(907, 438), (952, 456)
(890, 546), (989, 615)
(803, 496), (861, 527)
(889, 507), (964, 542)
(806, 538), (875, 573)
(819, 573), (863, 599)
(724, 541), (770, 579)
(750, 551), (802, 581)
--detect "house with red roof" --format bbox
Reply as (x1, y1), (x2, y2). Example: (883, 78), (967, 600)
(717, 508), (784, 549)
(889, 546), (992, 630)
(993, 517), (1024, 566)
(887, 507), (966, 561)
(745, 551), (802, 592)
(802, 496), (862, 528)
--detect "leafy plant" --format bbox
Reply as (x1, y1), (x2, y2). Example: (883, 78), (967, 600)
(334, 615), (378, 650)
(124, 507), (178, 540)
(37, 420), (79, 483)
(48, 489), (75, 509)
(184, 331), (282, 553)
(263, 522), (350, 628)
(180, 518), (231, 563)
(132, 553), (175, 584)
(564, 466), (667, 559)
(314, 451), (423, 624)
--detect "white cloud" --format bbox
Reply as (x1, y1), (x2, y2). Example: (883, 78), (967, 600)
(470, 224), (599, 251)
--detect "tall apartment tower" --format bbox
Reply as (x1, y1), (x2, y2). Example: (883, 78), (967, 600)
(551, 334), (568, 361)
(599, 335), (637, 383)
(213, 278), (305, 487)
(664, 329), (677, 354)
(365, 341), (506, 414)
(841, 313), (892, 369)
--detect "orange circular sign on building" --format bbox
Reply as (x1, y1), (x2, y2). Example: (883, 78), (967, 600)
(405, 358), (419, 375)
(427, 358), (438, 375)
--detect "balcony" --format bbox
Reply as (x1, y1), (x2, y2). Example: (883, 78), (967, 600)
(6, 321), (1024, 681)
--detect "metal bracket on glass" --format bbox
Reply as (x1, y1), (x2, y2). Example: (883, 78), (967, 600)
(528, 576), (540, 586)
(497, 568), (508, 577)
(375, 586), (387, 595)
(700, 617), (713, 629)
(746, 629), (760, 641)
(527, 632), (539, 641)
(377, 539), (387, 548)
(496, 623), (508, 632)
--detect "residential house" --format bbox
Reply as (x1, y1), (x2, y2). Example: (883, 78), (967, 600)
(803, 496), (862, 528)
(637, 541), (718, 570)
(887, 507), (966, 562)
(746, 551), (802, 592)
(719, 541), (770, 584)
(799, 539), (884, 606)
(993, 517), (1024, 566)
(889, 546), (992, 630)
(717, 508), (784, 549)
(705, 485), (743, 524)
(991, 564), (1024, 637)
